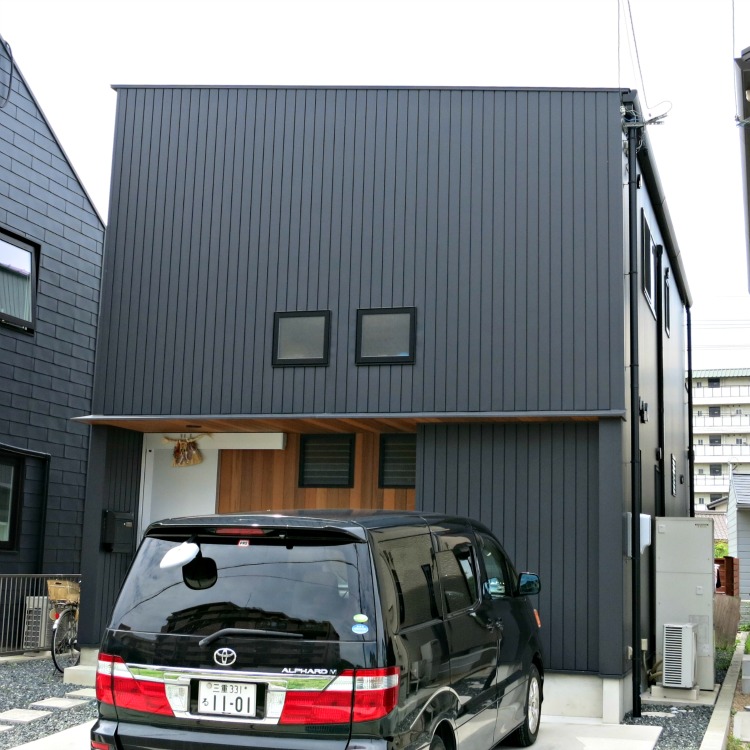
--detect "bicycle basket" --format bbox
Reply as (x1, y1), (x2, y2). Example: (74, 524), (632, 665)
(46, 579), (80, 603)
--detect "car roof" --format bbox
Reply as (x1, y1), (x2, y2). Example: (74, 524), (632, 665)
(146, 509), (492, 536)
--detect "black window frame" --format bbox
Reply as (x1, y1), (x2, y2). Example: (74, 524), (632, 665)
(298, 434), (355, 488)
(641, 213), (656, 315)
(0, 229), (37, 333)
(355, 307), (416, 365)
(379, 434), (417, 489)
(0, 453), (23, 551)
(272, 310), (331, 366)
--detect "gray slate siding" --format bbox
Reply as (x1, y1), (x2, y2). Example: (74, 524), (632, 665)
(0, 43), (104, 572)
(96, 87), (626, 418)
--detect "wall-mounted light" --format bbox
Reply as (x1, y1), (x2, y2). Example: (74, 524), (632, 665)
(639, 400), (649, 424)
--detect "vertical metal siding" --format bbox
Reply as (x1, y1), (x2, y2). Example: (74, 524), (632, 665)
(418, 422), (605, 674)
(100, 88), (625, 418)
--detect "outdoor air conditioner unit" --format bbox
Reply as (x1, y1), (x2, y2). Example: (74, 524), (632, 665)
(662, 623), (697, 689)
(22, 596), (51, 650)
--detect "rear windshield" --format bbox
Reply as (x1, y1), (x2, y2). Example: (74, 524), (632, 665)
(109, 532), (376, 642)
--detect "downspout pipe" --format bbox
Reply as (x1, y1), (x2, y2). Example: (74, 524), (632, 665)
(687, 309), (695, 517)
(0, 441), (51, 572)
(626, 112), (643, 718)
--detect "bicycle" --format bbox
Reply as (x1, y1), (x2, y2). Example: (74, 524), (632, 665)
(46, 579), (81, 672)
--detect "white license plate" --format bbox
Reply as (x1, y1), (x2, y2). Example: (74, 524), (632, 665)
(197, 680), (257, 717)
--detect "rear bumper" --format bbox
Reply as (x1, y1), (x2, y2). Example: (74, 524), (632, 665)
(92, 719), (389, 750)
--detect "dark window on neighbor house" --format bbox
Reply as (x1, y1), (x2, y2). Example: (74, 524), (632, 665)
(709, 406), (721, 417)
(664, 273), (671, 336)
(709, 435), (722, 446)
(708, 378), (720, 388)
(671, 454), (677, 497)
(272, 311), (331, 366)
(0, 231), (36, 332)
(299, 435), (355, 488)
(641, 214), (656, 313)
(379, 434), (417, 488)
(710, 494), (723, 502)
(697, 410), (703, 416)
(0, 454), (22, 551)
(356, 308), (416, 364)
(710, 464), (722, 476)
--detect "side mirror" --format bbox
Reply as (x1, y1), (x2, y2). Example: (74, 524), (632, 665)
(519, 572), (541, 596)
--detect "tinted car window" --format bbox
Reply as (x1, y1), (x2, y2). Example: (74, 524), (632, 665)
(434, 532), (479, 614)
(376, 534), (439, 629)
(477, 532), (512, 597)
(109, 535), (375, 641)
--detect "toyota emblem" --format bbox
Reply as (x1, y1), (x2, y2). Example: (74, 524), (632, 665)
(214, 647), (237, 666)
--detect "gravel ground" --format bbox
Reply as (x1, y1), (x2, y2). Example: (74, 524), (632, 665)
(0, 657), (96, 750)
(623, 703), (714, 749)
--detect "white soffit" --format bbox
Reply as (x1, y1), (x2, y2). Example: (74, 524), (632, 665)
(144, 433), (286, 451)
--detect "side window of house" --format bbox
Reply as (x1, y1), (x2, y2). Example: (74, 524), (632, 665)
(476, 532), (513, 598)
(434, 529), (479, 615)
(0, 231), (37, 332)
(375, 533), (440, 630)
(0, 453), (22, 551)
(641, 213), (656, 313)
(298, 435), (355, 487)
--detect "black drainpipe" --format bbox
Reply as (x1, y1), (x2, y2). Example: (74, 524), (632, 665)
(0, 441), (51, 572)
(626, 115), (643, 717)
(687, 309), (695, 517)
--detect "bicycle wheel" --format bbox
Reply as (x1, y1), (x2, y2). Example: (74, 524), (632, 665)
(52, 608), (80, 672)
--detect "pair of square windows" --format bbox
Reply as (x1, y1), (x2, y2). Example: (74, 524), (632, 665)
(273, 308), (416, 367)
(299, 434), (416, 489)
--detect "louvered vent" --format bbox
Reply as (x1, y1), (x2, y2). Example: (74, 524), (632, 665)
(662, 623), (697, 689)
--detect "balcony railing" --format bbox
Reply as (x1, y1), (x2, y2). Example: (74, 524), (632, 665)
(693, 475), (730, 489)
(693, 445), (750, 458)
(692, 385), (750, 401)
(692, 415), (750, 429)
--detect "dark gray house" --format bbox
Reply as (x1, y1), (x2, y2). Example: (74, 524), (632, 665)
(0, 36), (103, 579)
(77, 86), (692, 721)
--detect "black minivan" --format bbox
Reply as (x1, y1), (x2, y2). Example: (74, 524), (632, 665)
(93, 511), (544, 750)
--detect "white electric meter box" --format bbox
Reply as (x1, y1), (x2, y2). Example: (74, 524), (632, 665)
(655, 517), (714, 691)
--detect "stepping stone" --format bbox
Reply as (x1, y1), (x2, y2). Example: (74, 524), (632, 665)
(66, 688), (96, 699)
(29, 698), (89, 710)
(0, 709), (51, 723)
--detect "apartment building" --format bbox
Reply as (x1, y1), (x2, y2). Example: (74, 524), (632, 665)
(692, 369), (750, 508)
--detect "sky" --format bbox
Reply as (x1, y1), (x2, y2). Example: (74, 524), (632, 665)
(1, 0), (750, 370)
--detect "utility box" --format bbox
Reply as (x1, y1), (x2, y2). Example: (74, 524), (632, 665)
(101, 510), (135, 553)
(655, 517), (714, 691)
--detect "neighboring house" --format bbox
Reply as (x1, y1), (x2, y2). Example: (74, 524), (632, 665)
(691, 369), (750, 507)
(77, 86), (692, 722)
(0, 36), (104, 575)
(728, 472), (750, 596)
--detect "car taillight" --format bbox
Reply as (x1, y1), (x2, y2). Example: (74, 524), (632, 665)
(279, 667), (399, 725)
(96, 652), (173, 716)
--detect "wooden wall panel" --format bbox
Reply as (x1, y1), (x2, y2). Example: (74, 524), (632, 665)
(217, 434), (415, 513)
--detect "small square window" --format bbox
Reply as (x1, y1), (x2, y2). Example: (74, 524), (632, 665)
(273, 311), (331, 366)
(379, 434), (417, 488)
(299, 434), (354, 488)
(709, 406), (721, 417)
(356, 307), (416, 365)
(0, 231), (36, 331)
(0, 454), (22, 551)
(708, 378), (720, 388)
(710, 464), (722, 476)
(709, 435), (721, 446)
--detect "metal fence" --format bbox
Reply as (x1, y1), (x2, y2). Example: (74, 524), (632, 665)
(0, 574), (80, 655)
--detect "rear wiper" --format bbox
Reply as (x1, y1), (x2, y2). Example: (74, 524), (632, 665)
(198, 627), (304, 646)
